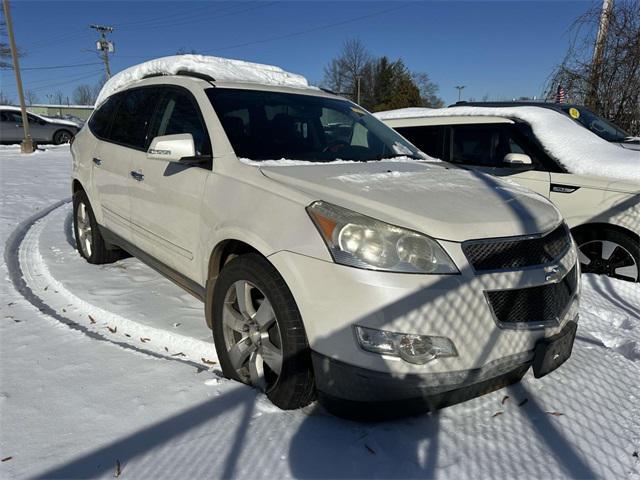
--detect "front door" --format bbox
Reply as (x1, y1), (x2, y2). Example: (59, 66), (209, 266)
(129, 86), (211, 281)
(448, 123), (552, 198)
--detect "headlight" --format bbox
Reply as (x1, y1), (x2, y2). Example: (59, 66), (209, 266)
(307, 201), (458, 274)
(355, 326), (458, 364)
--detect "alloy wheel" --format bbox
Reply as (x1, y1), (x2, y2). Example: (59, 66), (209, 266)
(76, 201), (93, 258)
(578, 239), (638, 281)
(221, 280), (283, 392)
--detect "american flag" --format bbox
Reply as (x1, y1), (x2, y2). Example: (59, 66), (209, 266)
(555, 85), (566, 103)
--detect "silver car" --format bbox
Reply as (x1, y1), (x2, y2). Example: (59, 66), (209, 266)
(0, 106), (80, 144)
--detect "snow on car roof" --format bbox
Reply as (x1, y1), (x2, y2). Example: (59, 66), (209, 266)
(375, 106), (640, 183)
(95, 55), (314, 105)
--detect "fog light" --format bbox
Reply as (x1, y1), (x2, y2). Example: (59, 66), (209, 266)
(355, 326), (457, 364)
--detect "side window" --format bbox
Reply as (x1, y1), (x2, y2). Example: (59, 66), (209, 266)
(395, 125), (444, 159)
(450, 125), (504, 167)
(149, 89), (211, 155)
(88, 96), (120, 139)
(109, 88), (158, 149)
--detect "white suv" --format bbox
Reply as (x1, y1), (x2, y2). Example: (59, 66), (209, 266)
(71, 56), (579, 417)
(378, 106), (640, 283)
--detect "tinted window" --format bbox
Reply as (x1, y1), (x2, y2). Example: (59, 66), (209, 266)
(395, 125), (444, 159)
(149, 88), (210, 155)
(450, 124), (541, 168)
(450, 125), (499, 166)
(110, 88), (158, 149)
(89, 96), (120, 139)
(1, 111), (22, 123)
(206, 88), (423, 162)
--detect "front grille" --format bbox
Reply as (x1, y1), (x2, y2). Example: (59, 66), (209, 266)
(486, 265), (578, 326)
(463, 224), (571, 271)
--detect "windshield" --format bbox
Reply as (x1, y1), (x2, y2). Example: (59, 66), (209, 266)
(559, 105), (631, 143)
(206, 88), (424, 162)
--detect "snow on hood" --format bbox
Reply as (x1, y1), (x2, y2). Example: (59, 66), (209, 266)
(375, 106), (640, 183)
(96, 55), (313, 105)
(259, 161), (561, 241)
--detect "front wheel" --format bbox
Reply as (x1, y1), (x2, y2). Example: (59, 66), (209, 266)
(574, 228), (639, 282)
(212, 254), (315, 409)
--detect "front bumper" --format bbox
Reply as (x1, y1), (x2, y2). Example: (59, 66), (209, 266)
(268, 245), (578, 376)
(313, 319), (577, 419)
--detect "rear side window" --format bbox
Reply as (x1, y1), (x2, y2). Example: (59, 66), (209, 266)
(109, 88), (158, 149)
(395, 125), (444, 159)
(149, 88), (210, 155)
(88, 96), (120, 139)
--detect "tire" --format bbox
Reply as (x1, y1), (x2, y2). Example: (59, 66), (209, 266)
(53, 129), (73, 145)
(212, 253), (315, 409)
(573, 227), (639, 282)
(73, 190), (121, 264)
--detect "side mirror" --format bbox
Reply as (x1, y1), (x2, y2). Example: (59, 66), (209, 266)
(504, 153), (532, 167)
(147, 133), (196, 162)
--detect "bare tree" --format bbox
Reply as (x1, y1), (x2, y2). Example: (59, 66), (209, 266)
(412, 72), (444, 108)
(545, 0), (640, 134)
(52, 90), (65, 105)
(0, 17), (24, 69)
(24, 89), (38, 105)
(73, 84), (97, 105)
(0, 90), (14, 104)
(322, 38), (374, 102)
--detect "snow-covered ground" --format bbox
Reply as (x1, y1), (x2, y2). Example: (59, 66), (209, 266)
(1, 145), (639, 479)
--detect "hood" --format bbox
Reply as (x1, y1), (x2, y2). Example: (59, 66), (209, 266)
(260, 161), (562, 242)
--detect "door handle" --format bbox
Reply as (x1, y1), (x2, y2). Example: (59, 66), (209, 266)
(92, 157), (102, 166)
(130, 170), (144, 181)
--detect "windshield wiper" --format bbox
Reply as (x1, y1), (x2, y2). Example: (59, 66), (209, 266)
(375, 153), (422, 160)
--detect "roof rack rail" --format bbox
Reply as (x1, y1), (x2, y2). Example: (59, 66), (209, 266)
(319, 87), (338, 95)
(141, 70), (215, 83)
(176, 70), (215, 83)
(142, 73), (166, 79)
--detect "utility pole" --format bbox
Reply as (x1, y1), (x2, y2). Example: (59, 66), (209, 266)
(2, 0), (34, 153)
(90, 24), (115, 79)
(455, 85), (466, 102)
(356, 75), (362, 105)
(586, 0), (613, 110)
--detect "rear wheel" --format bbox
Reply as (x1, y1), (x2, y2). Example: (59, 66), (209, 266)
(53, 129), (73, 145)
(212, 254), (315, 409)
(574, 228), (639, 282)
(73, 190), (120, 264)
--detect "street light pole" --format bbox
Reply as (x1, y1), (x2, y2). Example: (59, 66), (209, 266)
(2, 0), (34, 153)
(455, 85), (466, 102)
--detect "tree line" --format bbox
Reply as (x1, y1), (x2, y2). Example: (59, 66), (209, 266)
(321, 38), (444, 112)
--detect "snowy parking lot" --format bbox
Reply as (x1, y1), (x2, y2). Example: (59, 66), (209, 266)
(1, 145), (639, 479)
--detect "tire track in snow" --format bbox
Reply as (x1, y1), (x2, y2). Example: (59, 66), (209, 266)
(5, 199), (213, 370)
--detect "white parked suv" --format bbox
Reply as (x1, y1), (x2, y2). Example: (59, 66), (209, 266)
(71, 56), (579, 417)
(378, 106), (640, 283)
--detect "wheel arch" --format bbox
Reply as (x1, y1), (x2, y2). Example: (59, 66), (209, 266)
(204, 238), (266, 329)
(570, 222), (639, 244)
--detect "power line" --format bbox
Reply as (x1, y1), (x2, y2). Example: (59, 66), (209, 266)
(207, 4), (410, 53)
(17, 62), (103, 71)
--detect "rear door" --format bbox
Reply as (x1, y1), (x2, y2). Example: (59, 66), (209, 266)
(446, 123), (551, 198)
(128, 85), (211, 280)
(89, 89), (156, 243)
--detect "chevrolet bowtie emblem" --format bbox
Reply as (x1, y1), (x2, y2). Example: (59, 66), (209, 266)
(544, 264), (565, 283)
